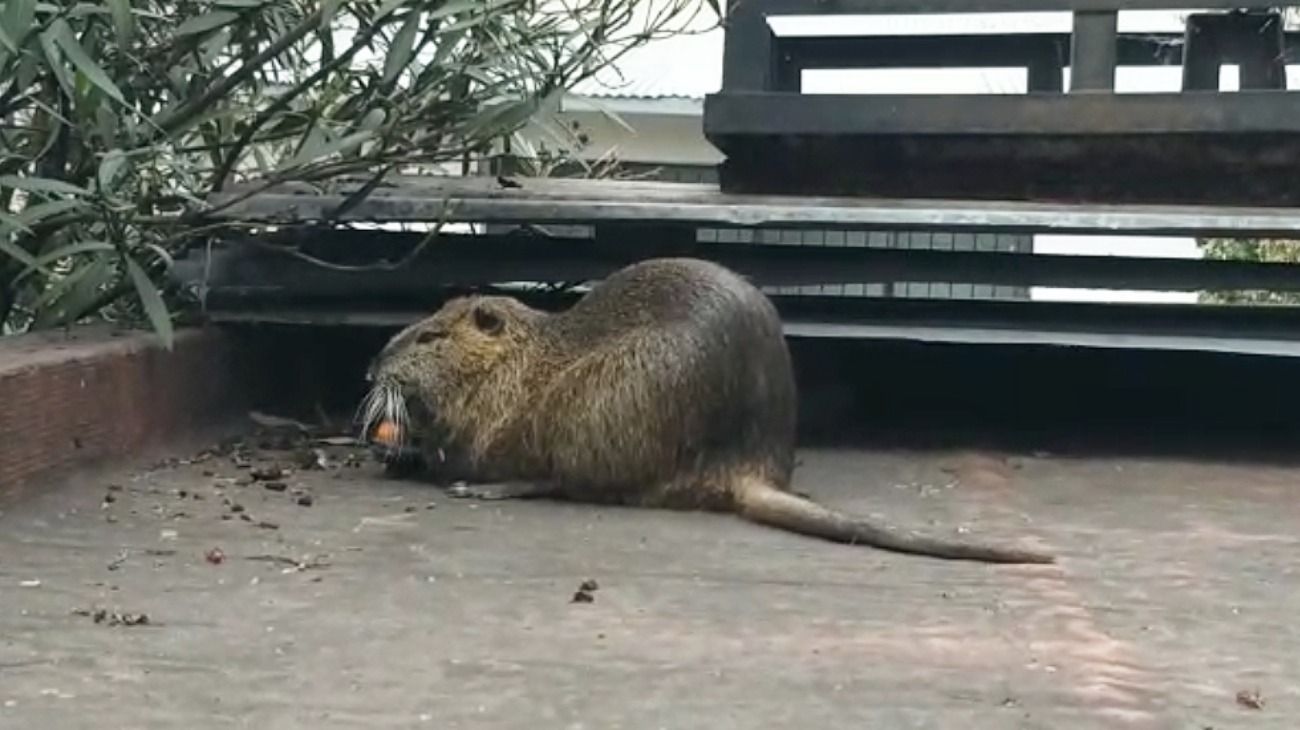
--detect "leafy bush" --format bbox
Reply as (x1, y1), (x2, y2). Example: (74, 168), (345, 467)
(1197, 237), (1300, 304)
(0, 0), (712, 344)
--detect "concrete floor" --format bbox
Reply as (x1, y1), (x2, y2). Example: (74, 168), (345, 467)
(1, 439), (1297, 729)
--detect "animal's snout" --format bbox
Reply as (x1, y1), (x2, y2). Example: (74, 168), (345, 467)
(365, 352), (393, 383)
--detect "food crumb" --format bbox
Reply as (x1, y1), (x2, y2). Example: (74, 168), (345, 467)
(1236, 689), (1264, 710)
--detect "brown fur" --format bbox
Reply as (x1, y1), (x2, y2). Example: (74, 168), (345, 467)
(363, 258), (1053, 564)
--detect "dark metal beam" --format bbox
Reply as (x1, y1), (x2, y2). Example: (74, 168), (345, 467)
(195, 300), (1300, 358)
(722, 0), (776, 91)
(174, 233), (1300, 299)
(703, 91), (1300, 135)
(1070, 11), (1119, 91)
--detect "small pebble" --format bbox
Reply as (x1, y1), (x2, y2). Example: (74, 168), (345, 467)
(251, 466), (284, 481)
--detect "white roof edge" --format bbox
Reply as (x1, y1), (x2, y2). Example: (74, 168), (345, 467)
(560, 94), (704, 117)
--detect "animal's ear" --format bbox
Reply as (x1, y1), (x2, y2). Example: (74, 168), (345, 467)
(472, 304), (505, 336)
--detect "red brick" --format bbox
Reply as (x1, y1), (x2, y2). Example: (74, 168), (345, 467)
(0, 326), (251, 498)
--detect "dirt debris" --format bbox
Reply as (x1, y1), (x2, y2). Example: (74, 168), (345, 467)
(250, 466), (285, 482)
(245, 554), (330, 573)
(73, 608), (150, 627)
(571, 578), (600, 603)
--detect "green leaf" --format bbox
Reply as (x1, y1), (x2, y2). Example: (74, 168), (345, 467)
(10, 240), (114, 286)
(15, 198), (90, 226)
(426, 0), (484, 23)
(51, 19), (126, 103)
(0, 212), (34, 236)
(373, 0), (408, 22)
(289, 123), (328, 165)
(0, 0), (36, 48)
(429, 25), (468, 68)
(198, 26), (231, 66)
(30, 253), (111, 329)
(37, 27), (75, 97)
(94, 104), (121, 146)
(383, 11), (421, 84)
(282, 130), (375, 169)
(105, 0), (133, 46)
(0, 175), (90, 197)
(320, 0), (342, 29)
(0, 237), (41, 270)
(357, 108), (387, 132)
(464, 99), (538, 139)
(0, 24), (18, 57)
(97, 149), (128, 193)
(125, 255), (174, 350)
(175, 10), (239, 37)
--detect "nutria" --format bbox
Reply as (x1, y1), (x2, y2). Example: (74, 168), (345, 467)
(360, 258), (1053, 564)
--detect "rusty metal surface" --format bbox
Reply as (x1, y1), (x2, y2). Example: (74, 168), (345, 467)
(1, 446), (1297, 728)
(205, 175), (1300, 236)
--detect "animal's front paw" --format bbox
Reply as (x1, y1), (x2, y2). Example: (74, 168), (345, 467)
(377, 448), (424, 479)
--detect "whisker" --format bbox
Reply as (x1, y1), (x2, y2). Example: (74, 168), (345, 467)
(354, 382), (410, 456)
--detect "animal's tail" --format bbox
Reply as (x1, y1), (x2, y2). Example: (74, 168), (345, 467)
(732, 479), (1054, 564)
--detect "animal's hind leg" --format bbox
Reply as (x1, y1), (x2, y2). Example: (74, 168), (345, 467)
(445, 480), (557, 501)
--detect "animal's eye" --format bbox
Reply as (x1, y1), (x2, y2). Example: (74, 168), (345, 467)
(416, 330), (442, 344)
